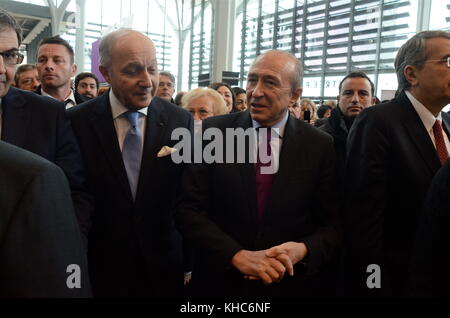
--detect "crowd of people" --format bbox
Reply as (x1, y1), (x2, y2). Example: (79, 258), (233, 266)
(1, 7), (450, 298)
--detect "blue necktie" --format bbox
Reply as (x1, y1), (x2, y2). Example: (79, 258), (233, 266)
(122, 111), (143, 200)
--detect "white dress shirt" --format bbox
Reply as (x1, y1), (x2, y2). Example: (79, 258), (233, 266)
(405, 90), (450, 152)
(109, 89), (148, 151)
(251, 110), (289, 174)
(41, 88), (76, 109)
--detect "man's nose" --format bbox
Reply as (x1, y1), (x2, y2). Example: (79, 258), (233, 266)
(139, 71), (152, 88)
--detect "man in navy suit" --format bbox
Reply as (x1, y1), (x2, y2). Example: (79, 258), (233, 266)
(0, 141), (91, 298)
(343, 30), (450, 297)
(0, 9), (92, 240)
(67, 28), (193, 297)
(176, 50), (340, 297)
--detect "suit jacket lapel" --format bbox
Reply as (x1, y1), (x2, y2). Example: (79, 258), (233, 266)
(135, 98), (168, 202)
(399, 91), (441, 174)
(233, 111), (258, 225)
(1, 88), (30, 147)
(264, 115), (303, 222)
(90, 93), (133, 201)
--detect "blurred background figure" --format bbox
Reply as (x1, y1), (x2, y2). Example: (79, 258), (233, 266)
(174, 91), (187, 106)
(182, 87), (228, 121)
(323, 99), (337, 109)
(209, 82), (234, 113)
(232, 87), (247, 111)
(14, 64), (40, 91)
(315, 104), (333, 127)
(288, 97), (301, 119)
(156, 70), (176, 103)
(299, 98), (318, 125)
(74, 72), (99, 100)
(97, 85), (109, 96)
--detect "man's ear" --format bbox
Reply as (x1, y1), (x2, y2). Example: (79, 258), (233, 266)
(404, 65), (419, 87)
(99, 65), (111, 84)
(291, 87), (302, 102)
(370, 96), (377, 105)
(71, 63), (77, 77)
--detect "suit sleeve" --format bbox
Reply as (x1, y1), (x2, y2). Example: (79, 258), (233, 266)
(408, 161), (450, 296)
(342, 108), (391, 296)
(0, 162), (92, 297)
(175, 120), (244, 268)
(299, 135), (342, 276)
(56, 107), (94, 245)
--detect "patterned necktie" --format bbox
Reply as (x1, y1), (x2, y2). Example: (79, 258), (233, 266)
(255, 127), (274, 225)
(122, 111), (143, 200)
(433, 119), (449, 165)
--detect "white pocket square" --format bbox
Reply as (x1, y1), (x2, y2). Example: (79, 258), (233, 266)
(157, 146), (177, 158)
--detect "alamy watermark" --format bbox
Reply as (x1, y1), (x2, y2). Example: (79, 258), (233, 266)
(170, 127), (280, 175)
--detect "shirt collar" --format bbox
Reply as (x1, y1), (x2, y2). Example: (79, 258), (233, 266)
(41, 88), (76, 105)
(109, 89), (148, 120)
(251, 109), (289, 139)
(405, 90), (442, 132)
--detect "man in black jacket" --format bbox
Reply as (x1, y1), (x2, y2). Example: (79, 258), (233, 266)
(0, 141), (91, 297)
(319, 71), (376, 184)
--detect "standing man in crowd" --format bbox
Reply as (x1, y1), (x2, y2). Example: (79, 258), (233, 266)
(13, 63), (40, 91)
(0, 9), (92, 242)
(176, 50), (340, 297)
(74, 71), (99, 101)
(155, 70), (175, 103)
(319, 71), (376, 182)
(0, 141), (91, 297)
(343, 30), (450, 297)
(35, 35), (84, 107)
(67, 28), (193, 297)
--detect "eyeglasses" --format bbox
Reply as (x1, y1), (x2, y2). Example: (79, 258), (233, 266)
(0, 50), (24, 66)
(425, 56), (450, 68)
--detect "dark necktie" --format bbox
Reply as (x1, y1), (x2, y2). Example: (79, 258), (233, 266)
(433, 119), (449, 165)
(122, 111), (143, 200)
(255, 127), (274, 224)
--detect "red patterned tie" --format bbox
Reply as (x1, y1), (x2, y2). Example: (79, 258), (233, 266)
(255, 128), (274, 225)
(433, 119), (449, 165)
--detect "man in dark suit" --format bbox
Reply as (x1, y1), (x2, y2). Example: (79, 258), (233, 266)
(343, 30), (450, 297)
(319, 71), (376, 184)
(67, 28), (193, 297)
(176, 50), (340, 298)
(0, 9), (92, 240)
(0, 141), (91, 297)
(35, 35), (84, 107)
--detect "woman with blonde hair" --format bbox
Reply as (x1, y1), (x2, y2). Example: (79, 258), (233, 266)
(299, 98), (318, 125)
(182, 87), (229, 119)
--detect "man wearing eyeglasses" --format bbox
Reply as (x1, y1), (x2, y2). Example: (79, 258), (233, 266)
(343, 30), (450, 297)
(0, 9), (92, 297)
(0, 10), (93, 248)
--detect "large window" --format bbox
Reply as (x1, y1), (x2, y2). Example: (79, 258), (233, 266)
(235, 0), (419, 100)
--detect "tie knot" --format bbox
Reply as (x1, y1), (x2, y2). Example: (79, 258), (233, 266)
(124, 111), (140, 128)
(434, 119), (443, 130)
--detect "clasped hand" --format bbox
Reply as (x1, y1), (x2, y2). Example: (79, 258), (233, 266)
(231, 242), (308, 285)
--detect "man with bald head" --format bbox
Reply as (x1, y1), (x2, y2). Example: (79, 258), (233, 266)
(67, 28), (193, 297)
(176, 50), (340, 297)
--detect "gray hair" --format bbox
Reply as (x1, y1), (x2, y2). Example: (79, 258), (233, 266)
(395, 30), (450, 92)
(252, 50), (303, 92)
(99, 28), (134, 69)
(160, 71), (175, 87)
(182, 87), (229, 116)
